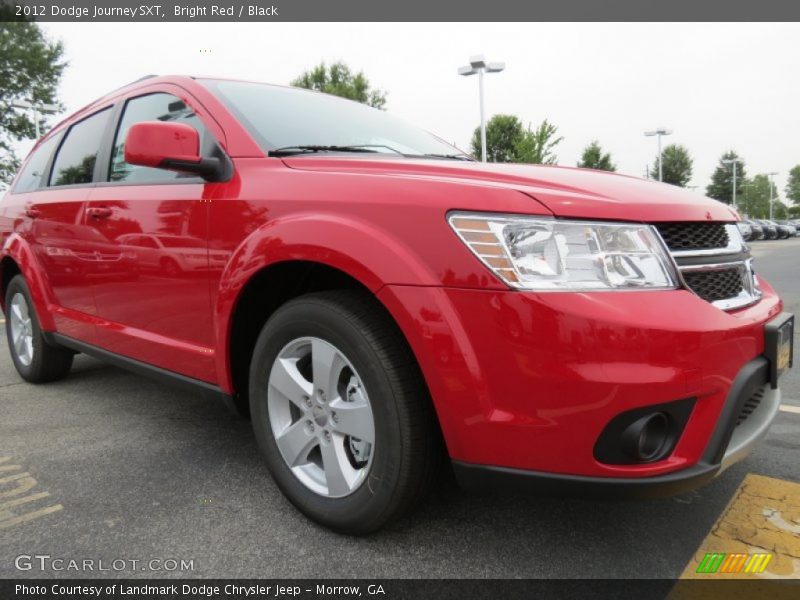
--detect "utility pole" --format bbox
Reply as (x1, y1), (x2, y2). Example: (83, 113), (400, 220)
(11, 99), (58, 139)
(766, 172), (778, 220)
(458, 55), (505, 162)
(722, 158), (739, 210)
(644, 128), (672, 181)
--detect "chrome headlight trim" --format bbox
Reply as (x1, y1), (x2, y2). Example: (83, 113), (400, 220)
(448, 212), (679, 292)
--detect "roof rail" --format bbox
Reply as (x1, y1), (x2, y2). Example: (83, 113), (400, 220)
(129, 74), (159, 85)
(106, 74), (159, 96)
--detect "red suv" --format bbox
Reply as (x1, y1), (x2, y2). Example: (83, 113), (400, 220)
(1, 76), (793, 533)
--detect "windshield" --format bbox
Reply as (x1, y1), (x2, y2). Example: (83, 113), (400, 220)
(200, 79), (468, 159)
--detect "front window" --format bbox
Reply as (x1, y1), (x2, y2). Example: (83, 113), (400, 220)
(110, 93), (209, 183)
(200, 79), (468, 159)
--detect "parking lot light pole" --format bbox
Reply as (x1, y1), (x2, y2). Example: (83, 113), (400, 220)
(722, 158), (738, 211)
(765, 172), (778, 220)
(11, 99), (59, 139)
(644, 128), (672, 181)
(459, 55), (505, 162)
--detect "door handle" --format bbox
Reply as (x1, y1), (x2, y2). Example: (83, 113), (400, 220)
(24, 208), (40, 219)
(87, 207), (113, 219)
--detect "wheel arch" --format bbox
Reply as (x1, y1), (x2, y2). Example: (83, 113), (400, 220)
(221, 259), (435, 418)
(214, 213), (442, 404)
(0, 238), (55, 330)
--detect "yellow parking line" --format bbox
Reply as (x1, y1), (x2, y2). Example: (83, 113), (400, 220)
(0, 504), (62, 529)
(0, 456), (64, 530)
(678, 473), (800, 580)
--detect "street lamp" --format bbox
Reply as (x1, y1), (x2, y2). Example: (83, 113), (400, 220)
(740, 182), (754, 218)
(765, 172), (778, 220)
(644, 128), (672, 181)
(458, 55), (505, 162)
(721, 158), (739, 211)
(11, 99), (59, 139)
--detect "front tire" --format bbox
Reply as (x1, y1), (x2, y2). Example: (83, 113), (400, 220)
(249, 290), (440, 534)
(4, 275), (74, 383)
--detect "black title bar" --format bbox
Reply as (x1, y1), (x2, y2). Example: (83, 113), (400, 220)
(2, 579), (800, 600)
(2, 0), (800, 22)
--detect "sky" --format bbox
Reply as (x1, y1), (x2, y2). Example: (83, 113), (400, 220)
(25, 22), (800, 197)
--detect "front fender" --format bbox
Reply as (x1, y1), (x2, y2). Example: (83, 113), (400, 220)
(213, 212), (441, 390)
(1, 233), (56, 330)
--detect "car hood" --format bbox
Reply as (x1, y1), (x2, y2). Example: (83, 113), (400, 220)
(281, 157), (739, 223)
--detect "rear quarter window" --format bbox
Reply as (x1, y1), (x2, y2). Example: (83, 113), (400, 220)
(11, 134), (62, 194)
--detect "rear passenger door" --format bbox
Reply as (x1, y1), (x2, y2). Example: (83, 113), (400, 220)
(84, 90), (217, 382)
(20, 108), (114, 342)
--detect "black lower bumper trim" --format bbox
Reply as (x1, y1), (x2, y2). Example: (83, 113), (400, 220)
(453, 352), (782, 500)
(452, 460), (721, 500)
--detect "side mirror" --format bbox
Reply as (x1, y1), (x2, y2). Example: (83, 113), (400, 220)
(124, 121), (225, 181)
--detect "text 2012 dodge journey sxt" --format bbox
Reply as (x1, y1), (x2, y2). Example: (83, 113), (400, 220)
(1, 76), (793, 533)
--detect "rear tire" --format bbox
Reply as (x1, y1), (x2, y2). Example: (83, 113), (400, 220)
(249, 290), (440, 534)
(4, 275), (74, 383)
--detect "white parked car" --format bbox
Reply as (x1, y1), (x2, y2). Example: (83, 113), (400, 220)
(118, 233), (226, 275)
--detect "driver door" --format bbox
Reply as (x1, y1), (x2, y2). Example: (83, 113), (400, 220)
(84, 91), (216, 382)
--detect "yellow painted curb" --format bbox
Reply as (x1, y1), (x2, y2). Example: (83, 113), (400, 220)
(680, 473), (800, 580)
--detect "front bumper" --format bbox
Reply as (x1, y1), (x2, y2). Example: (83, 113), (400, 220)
(377, 282), (785, 489)
(453, 360), (781, 498)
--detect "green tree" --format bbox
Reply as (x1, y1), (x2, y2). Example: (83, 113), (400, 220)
(650, 144), (693, 187)
(577, 140), (616, 171)
(740, 176), (786, 219)
(470, 114), (527, 163)
(740, 175), (775, 218)
(291, 61), (386, 109)
(0, 21), (66, 183)
(706, 151), (746, 206)
(471, 116), (563, 164)
(785, 165), (800, 206)
(515, 120), (563, 165)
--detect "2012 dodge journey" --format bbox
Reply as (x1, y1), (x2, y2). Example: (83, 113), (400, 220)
(0, 76), (793, 533)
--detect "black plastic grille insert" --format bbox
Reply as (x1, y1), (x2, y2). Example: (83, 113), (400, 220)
(682, 268), (744, 302)
(736, 385), (766, 426)
(655, 222), (730, 251)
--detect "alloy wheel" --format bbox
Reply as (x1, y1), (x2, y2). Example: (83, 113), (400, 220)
(267, 336), (375, 498)
(8, 292), (34, 366)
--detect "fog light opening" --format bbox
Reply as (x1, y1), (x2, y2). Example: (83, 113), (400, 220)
(623, 412), (671, 462)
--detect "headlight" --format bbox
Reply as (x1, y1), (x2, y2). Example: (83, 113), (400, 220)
(448, 212), (678, 291)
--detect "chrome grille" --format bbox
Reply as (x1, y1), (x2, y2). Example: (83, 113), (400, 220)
(653, 222), (761, 311)
(682, 268), (745, 303)
(655, 222), (729, 251)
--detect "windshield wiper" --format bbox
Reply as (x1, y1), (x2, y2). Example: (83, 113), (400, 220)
(414, 153), (475, 161)
(269, 145), (381, 157)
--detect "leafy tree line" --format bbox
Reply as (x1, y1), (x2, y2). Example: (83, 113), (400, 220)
(292, 61), (387, 109)
(2, 31), (798, 219)
(704, 151), (800, 219)
(469, 115), (563, 165)
(0, 21), (66, 183)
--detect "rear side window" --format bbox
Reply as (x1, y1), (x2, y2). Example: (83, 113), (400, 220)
(12, 134), (61, 193)
(109, 93), (208, 184)
(50, 108), (112, 187)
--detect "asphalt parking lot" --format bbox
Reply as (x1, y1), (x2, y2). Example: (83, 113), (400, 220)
(1, 239), (799, 580)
